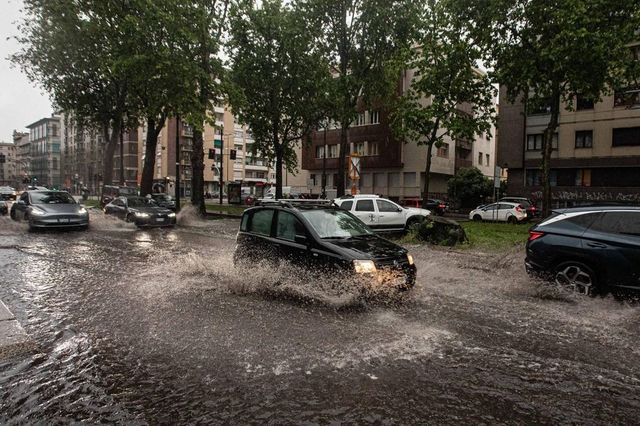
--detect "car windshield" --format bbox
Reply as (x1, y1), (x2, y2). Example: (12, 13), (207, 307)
(300, 209), (373, 238)
(30, 191), (75, 204)
(153, 194), (172, 201)
(127, 197), (157, 207)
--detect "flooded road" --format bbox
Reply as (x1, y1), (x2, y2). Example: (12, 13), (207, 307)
(1, 211), (639, 424)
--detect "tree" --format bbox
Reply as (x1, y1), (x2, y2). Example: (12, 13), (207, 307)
(227, 0), (330, 199)
(455, 0), (640, 216)
(447, 167), (493, 209)
(12, 0), (138, 186)
(180, 0), (229, 215)
(301, 0), (420, 196)
(390, 0), (496, 209)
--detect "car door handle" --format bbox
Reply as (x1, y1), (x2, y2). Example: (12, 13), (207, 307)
(586, 242), (606, 248)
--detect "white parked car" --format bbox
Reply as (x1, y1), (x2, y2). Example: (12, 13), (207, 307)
(468, 202), (527, 223)
(333, 194), (431, 232)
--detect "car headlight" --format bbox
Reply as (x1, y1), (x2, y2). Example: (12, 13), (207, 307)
(135, 212), (150, 218)
(168, 212), (176, 217)
(78, 207), (88, 215)
(30, 208), (45, 216)
(407, 254), (414, 265)
(353, 259), (377, 274)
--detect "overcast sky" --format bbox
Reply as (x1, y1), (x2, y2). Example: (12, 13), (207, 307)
(0, 0), (53, 143)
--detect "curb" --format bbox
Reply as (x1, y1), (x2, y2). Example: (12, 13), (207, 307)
(0, 300), (35, 360)
(205, 212), (242, 219)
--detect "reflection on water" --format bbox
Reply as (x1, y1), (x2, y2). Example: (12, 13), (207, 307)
(0, 215), (639, 423)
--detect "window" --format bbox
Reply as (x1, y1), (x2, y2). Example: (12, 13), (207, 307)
(575, 130), (593, 148)
(498, 203), (512, 210)
(377, 199), (399, 212)
(486, 154), (490, 165)
(276, 211), (304, 242)
(310, 174), (316, 186)
(370, 111), (380, 124)
(340, 200), (353, 211)
(591, 212), (640, 236)
(328, 144), (339, 158)
(355, 199), (374, 212)
(436, 143), (449, 158)
(355, 113), (366, 126)
(353, 142), (365, 155)
(526, 169), (542, 187)
(404, 172), (416, 187)
(612, 127), (640, 147)
(576, 95), (595, 110)
(315, 145), (325, 158)
(368, 142), (379, 156)
(614, 87), (640, 107)
(249, 209), (273, 236)
(575, 169), (591, 187)
(478, 152), (483, 165)
(527, 97), (553, 115)
(527, 133), (558, 151)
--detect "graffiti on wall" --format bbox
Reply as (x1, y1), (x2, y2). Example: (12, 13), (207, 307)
(530, 190), (640, 203)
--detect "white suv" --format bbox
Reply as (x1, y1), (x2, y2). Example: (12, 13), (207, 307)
(334, 194), (431, 232)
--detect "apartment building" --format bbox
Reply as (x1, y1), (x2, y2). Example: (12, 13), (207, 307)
(26, 116), (62, 188)
(60, 115), (105, 193)
(13, 131), (30, 189)
(498, 83), (640, 208)
(0, 142), (16, 186)
(302, 70), (496, 201)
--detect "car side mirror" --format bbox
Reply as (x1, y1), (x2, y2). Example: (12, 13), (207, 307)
(17, 200), (25, 205)
(294, 234), (308, 245)
(397, 207), (403, 212)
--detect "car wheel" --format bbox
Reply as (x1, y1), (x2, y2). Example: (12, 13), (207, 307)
(405, 216), (423, 231)
(553, 261), (598, 295)
(126, 213), (135, 223)
(507, 215), (517, 224)
(10, 208), (16, 220)
(473, 214), (482, 222)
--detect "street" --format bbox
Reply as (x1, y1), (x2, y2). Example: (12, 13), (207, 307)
(1, 210), (639, 424)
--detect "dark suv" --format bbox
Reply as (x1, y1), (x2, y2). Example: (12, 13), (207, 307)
(234, 200), (416, 291)
(526, 206), (640, 294)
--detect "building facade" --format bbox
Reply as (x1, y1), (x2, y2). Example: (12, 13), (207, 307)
(302, 69), (496, 202)
(0, 142), (16, 186)
(60, 115), (106, 194)
(13, 131), (30, 189)
(26, 116), (62, 188)
(497, 84), (640, 208)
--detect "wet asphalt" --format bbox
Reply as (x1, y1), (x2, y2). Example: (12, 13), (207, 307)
(0, 209), (639, 424)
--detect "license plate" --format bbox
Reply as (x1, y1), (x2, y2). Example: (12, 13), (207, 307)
(155, 218), (165, 222)
(58, 218), (70, 223)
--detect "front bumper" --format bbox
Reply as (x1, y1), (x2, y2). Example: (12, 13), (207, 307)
(134, 215), (176, 227)
(368, 262), (417, 291)
(30, 215), (89, 228)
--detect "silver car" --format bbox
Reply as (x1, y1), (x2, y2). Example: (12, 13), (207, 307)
(10, 190), (89, 230)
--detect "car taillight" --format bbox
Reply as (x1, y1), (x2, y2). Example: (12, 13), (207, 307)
(438, 204), (445, 208)
(515, 205), (523, 212)
(528, 231), (544, 241)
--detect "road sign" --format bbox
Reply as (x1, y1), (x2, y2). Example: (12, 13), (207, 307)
(349, 155), (361, 180)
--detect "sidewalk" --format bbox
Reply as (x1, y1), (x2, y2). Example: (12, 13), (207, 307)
(0, 300), (35, 359)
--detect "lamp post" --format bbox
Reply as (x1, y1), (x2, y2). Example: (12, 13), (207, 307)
(175, 115), (181, 212)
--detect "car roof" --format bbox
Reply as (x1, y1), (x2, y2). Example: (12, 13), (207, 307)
(553, 205), (640, 214)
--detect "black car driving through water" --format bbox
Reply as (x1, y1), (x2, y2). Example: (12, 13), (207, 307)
(234, 200), (416, 292)
(150, 193), (176, 211)
(526, 206), (640, 295)
(104, 196), (176, 228)
(10, 190), (89, 230)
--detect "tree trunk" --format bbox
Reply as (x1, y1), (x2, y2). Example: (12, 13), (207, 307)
(102, 120), (121, 186)
(191, 127), (206, 215)
(336, 124), (348, 197)
(421, 141), (435, 209)
(541, 87), (561, 217)
(275, 144), (283, 200)
(140, 117), (164, 196)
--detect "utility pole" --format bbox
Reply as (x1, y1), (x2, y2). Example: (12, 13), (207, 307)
(175, 115), (181, 212)
(219, 125), (224, 205)
(322, 126), (327, 198)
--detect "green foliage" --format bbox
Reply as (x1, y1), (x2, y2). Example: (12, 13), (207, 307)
(447, 167), (493, 208)
(389, 0), (496, 201)
(460, 221), (530, 251)
(227, 0), (330, 197)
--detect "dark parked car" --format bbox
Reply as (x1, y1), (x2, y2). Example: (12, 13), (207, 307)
(104, 196), (176, 228)
(150, 193), (176, 211)
(500, 197), (538, 218)
(234, 200), (416, 292)
(10, 190), (89, 230)
(400, 198), (447, 215)
(526, 206), (640, 295)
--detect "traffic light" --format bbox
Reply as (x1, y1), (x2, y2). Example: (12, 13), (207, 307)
(229, 149), (236, 160)
(208, 149), (215, 160)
